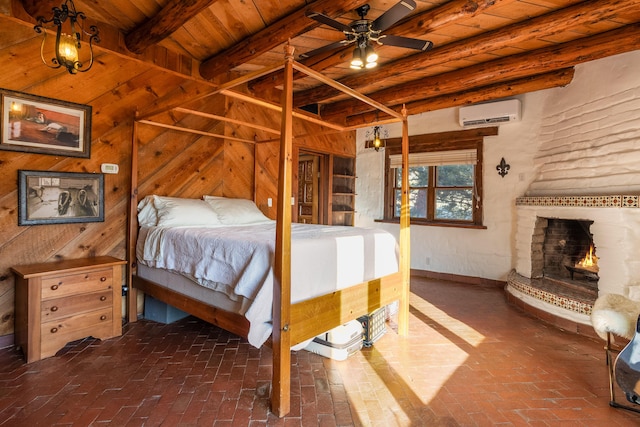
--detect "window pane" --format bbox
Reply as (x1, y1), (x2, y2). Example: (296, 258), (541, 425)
(436, 189), (473, 220)
(410, 189), (427, 218)
(436, 165), (474, 186)
(394, 166), (429, 187)
(395, 189), (427, 218)
(409, 166), (428, 187)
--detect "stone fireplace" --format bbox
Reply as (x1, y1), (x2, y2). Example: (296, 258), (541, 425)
(508, 195), (640, 327)
(534, 218), (598, 290)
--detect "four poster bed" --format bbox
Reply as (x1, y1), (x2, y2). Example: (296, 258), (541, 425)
(126, 46), (411, 417)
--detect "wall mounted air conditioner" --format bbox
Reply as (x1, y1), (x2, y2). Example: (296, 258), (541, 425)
(459, 99), (521, 128)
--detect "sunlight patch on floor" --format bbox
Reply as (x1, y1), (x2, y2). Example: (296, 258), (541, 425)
(328, 294), (486, 425)
(410, 292), (486, 347)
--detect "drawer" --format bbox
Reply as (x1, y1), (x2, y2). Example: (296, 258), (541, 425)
(41, 268), (113, 300)
(40, 307), (114, 358)
(42, 291), (113, 322)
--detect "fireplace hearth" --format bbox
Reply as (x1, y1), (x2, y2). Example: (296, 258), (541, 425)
(508, 195), (640, 327)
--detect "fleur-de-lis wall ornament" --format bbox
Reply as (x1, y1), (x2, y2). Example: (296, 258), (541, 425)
(496, 157), (510, 178)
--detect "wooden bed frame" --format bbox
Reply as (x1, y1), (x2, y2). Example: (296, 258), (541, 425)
(126, 45), (411, 417)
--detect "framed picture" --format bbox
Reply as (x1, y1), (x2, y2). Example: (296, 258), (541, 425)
(18, 170), (104, 225)
(1, 89), (91, 158)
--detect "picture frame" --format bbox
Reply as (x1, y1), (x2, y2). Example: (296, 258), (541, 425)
(18, 170), (104, 225)
(1, 89), (91, 158)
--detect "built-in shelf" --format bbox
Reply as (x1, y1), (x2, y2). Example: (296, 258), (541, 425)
(331, 156), (355, 226)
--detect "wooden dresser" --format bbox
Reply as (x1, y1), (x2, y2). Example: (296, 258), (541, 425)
(12, 256), (126, 363)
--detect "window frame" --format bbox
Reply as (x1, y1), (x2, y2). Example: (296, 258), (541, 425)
(381, 128), (496, 228)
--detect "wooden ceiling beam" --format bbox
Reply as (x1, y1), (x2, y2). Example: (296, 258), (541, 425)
(344, 68), (576, 127)
(198, 0), (368, 80)
(125, 0), (218, 54)
(294, 0), (640, 108)
(320, 23), (640, 121)
(249, 0), (498, 94)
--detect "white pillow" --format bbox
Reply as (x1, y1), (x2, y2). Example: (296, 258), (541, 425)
(137, 195), (158, 226)
(203, 196), (271, 225)
(153, 195), (221, 226)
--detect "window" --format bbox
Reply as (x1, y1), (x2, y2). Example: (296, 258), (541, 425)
(382, 129), (494, 227)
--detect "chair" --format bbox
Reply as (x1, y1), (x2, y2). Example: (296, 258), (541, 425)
(591, 293), (640, 413)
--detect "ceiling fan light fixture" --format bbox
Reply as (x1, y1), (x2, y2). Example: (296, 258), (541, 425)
(351, 44), (377, 70)
(350, 48), (364, 69)
(304, 0), (431, 69)
(365, 45), (378, 64)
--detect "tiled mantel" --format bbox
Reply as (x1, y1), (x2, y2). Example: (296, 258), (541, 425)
(516, 195), (640, 208)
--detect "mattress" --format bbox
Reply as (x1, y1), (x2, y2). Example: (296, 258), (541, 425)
(136, 222), (399, 347)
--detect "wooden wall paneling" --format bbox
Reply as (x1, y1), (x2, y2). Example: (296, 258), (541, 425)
(224, 96), (281, 202)
(83, 70), (187, 134)
(23, 54), (140, 102)
(294, 119), (356, 157)
(136, 128), (224, 199)
(255, 141), (280, 218)
(0, 25), (61, 90)
(222, 140), (255, 200)
(136, 95), (228, 199)
(0, 280), (12, 335)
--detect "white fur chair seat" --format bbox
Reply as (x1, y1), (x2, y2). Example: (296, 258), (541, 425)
(591, 293), (640, 341)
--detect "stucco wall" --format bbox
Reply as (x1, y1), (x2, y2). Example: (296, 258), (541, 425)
(354, 50), (640, 281)
(529, 51), (640, 196)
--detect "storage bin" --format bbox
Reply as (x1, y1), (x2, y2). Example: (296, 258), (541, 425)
(305, 319), (363, 360)
(144, 294), (189, 324)
(358, 307), (387, 347)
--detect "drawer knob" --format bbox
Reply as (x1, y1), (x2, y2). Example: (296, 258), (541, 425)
(100, 315), (107, 321)
(100, 276), (107, 282)
(50, 306), (58, 312)
(50, 327), (58, 334)
(51, 284), (59, 291)
(100, 296), (107, 301)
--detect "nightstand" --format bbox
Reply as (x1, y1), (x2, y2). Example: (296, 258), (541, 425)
(12, 256), (126, 363)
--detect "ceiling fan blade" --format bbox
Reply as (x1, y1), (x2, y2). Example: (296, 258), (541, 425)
(371, 0), (417, 32)
(305, 10), (353, 33)
(378, 34), (433, 51)
(299, 39), (354, 59)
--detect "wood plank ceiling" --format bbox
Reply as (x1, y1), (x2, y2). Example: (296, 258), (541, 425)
(17, 0), (640, 128)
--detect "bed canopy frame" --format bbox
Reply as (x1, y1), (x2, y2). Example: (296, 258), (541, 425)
(126, 45), (411, 418)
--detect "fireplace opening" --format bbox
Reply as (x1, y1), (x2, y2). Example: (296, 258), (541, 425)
(531, 217), (598, 301)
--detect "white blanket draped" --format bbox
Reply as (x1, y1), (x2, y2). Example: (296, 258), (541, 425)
(138, 222), (399, 347)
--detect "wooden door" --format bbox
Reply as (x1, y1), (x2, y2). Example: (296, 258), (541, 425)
(297, 154), (319, 223)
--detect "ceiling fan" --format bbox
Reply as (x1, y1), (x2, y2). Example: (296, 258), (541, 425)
(301, 0), (433, 69)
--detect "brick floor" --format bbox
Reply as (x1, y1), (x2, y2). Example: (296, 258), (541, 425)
(1, 277), (639, 426)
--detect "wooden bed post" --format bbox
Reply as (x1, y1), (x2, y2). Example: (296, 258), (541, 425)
(127, 119), (140, 323)
(398, 106), (411, 336)
(272, 44), (295, 417)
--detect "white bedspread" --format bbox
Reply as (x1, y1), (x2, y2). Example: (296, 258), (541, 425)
(138, 222), (399, 347)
